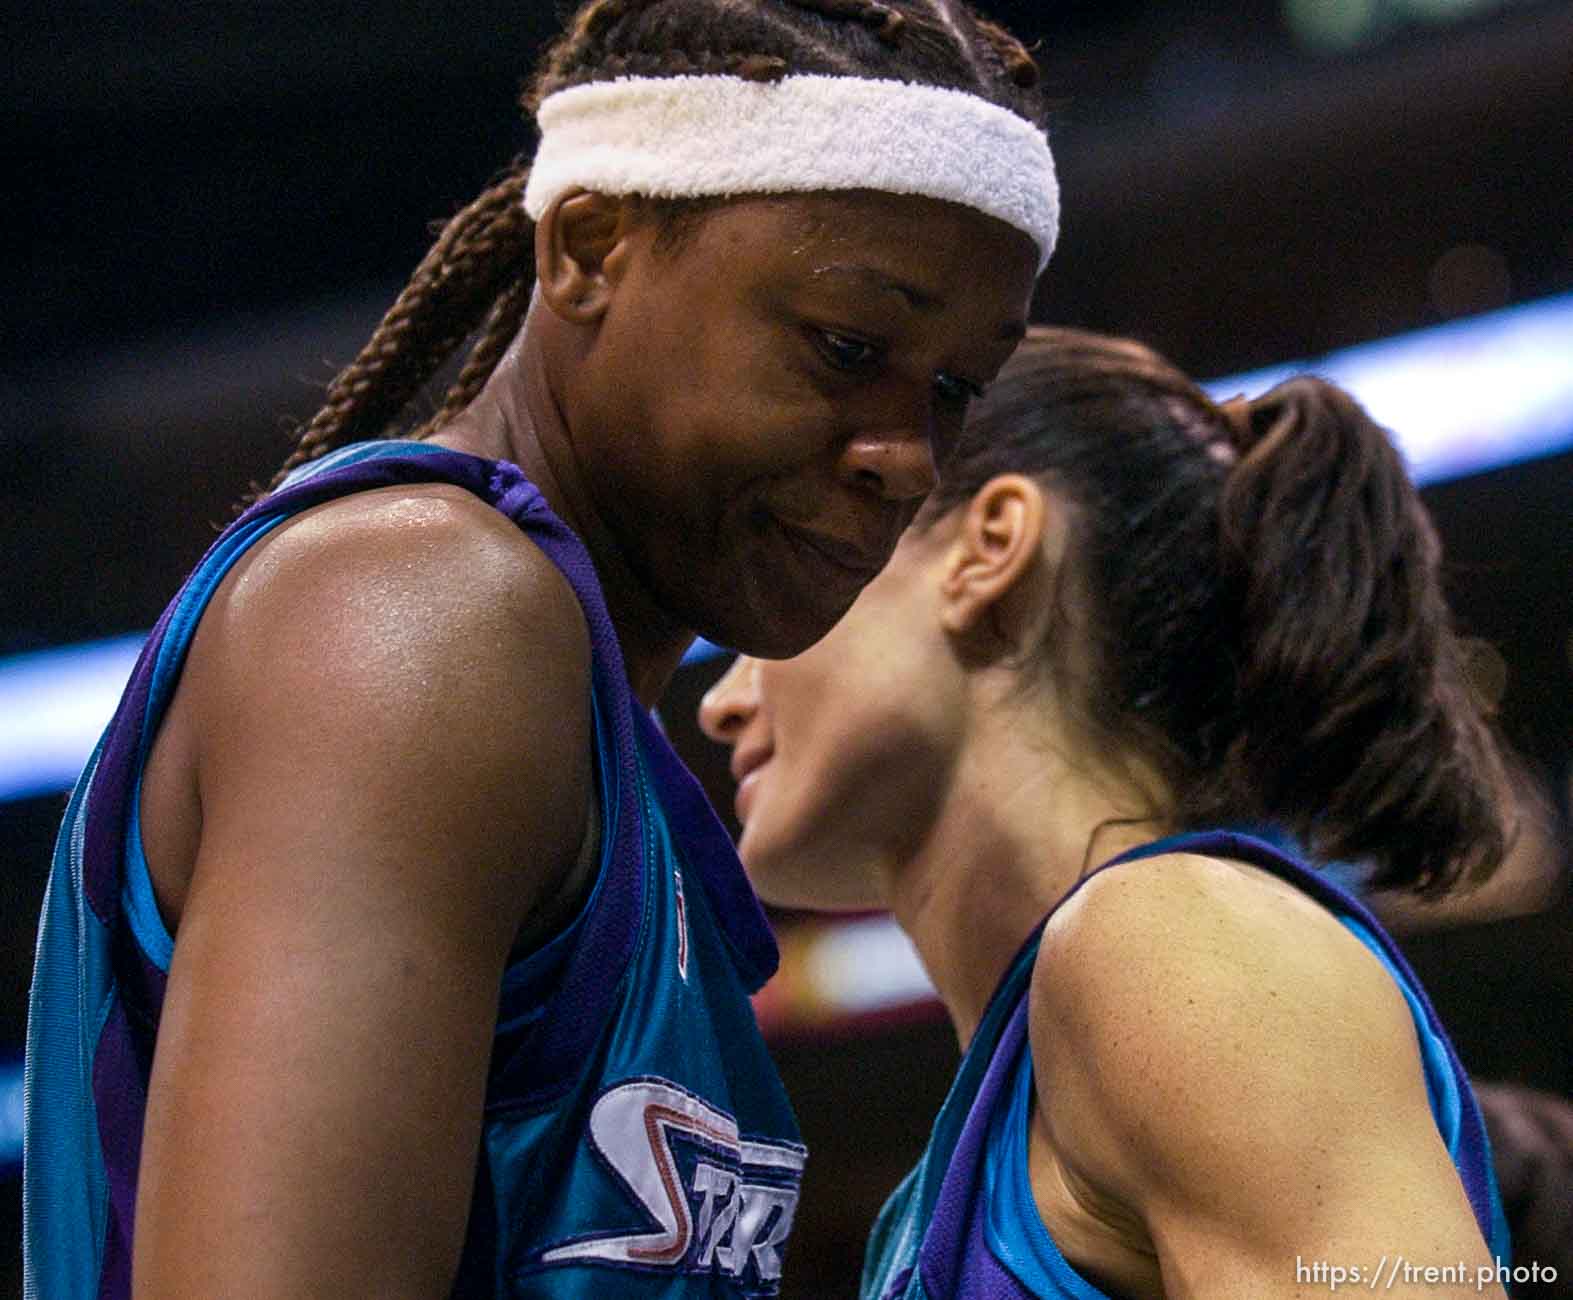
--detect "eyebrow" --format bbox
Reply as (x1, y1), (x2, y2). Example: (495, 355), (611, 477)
(814, 263), (941, 311)
(811, 264), (1028, 343)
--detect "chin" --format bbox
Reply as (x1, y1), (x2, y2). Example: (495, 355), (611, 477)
(743, 836), (877, 914)
(736, 835), (797, 907)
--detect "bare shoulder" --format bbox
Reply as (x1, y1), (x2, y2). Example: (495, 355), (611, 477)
(184, 480), (595, 934)
(1033, 849), (1401, 1029)
(197, 481), (590, 720)
(209, 480), (588, 661)
(134, 483), (602, 1294)
(1024, 852), (1501, 1290)
(1028, 850), (1423, 1197)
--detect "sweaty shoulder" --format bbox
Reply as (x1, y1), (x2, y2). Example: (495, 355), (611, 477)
(132, 483), (603, 1296)
(200, 480), (590, 710)
(172, 481), (595, 943)
(223, 479), (584, 643)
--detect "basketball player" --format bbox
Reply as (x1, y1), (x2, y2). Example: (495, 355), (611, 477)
(701, 327), (1518, 1298)
(22, 2), (1056, 1295)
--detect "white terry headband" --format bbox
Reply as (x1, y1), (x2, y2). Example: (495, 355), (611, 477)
(522, 74), (1059, 271)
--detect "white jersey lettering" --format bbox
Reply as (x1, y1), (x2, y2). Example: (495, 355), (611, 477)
(540, 1078), (806, 1285)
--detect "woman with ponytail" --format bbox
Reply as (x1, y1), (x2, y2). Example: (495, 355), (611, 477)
(702, 326), (1521, 1297)
(23, 2), (1058, 1295)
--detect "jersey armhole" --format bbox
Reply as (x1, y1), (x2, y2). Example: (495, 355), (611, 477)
(982, 1050), (1114, 1300)
(496, 680), (619, 1030)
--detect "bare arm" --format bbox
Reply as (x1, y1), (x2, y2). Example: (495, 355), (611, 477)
(133, 488), (593, 1299)
(1029, 854), (1506, 1300)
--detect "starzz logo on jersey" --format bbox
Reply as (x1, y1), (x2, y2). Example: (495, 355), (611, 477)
(537, 1078), (807, 1288)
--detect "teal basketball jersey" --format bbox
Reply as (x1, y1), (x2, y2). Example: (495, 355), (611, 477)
(24, 442), (805, 1299)
(862, 830), (1508, 1300)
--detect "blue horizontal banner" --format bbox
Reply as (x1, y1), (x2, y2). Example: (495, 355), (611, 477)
(1, 1057), (21, 1178)
(3, 292), (1571, 806)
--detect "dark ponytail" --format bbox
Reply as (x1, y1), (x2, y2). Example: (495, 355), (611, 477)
(267, 0), (1047, 490)
(1215, 378), (1509, 892)
(938, 328), (1514, 895)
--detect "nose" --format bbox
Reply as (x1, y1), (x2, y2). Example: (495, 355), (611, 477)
(838, 403), (940, 503)
(698, 655), (761, 744)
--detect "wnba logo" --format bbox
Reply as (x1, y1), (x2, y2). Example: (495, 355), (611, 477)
(540, 1079), (806, 1285)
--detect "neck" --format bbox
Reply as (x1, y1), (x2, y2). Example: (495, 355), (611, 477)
(880, 688), (1166, 1049)
(430, 301), (693, 708)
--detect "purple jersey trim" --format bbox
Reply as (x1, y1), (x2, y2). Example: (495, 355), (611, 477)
(80, 624), (164, 924)
(918, 994), (1035, 1300)
(90, 1005), (139, 1300)
(465, 461), (651, 1108)
(632, 706), (778, 992)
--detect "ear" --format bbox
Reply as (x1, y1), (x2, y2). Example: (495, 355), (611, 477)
(938, 474), (1058, 638)
(534, 189), (641, 324)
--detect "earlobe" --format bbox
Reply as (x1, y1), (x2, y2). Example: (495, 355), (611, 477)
(939, 475), (1052, 638)
(534, 189), (638, 324)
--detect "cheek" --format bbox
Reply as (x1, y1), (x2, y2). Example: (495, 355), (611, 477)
(739, 714), (945, 910)
(605, 333), (812, 521)
(737, 652), (949, 908)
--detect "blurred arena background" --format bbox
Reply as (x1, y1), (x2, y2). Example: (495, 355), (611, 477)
(4, 2), (1571, 1294)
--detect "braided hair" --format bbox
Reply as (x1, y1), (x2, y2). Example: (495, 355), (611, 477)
(269, 0), (1045, 489)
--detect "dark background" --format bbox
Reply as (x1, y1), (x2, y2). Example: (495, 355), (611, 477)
(5, 2), (1571, 1295)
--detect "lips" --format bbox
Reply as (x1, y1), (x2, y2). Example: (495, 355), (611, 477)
(731, 742), (772, 787)
(730, 743), (773, 825)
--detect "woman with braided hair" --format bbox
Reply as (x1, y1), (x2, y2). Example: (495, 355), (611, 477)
(701, 327), (1522, 1298)
(23, 2), (1055, 1295)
